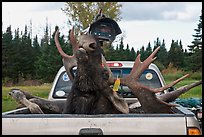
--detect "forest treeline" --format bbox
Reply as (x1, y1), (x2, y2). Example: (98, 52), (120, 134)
(2, 13), (202, 84)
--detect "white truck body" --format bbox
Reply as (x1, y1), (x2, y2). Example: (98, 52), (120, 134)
(2, 61), (202, 135)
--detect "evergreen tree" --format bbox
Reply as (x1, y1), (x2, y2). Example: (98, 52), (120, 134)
(130, 47), (136, 61)
(187, 11), (202, 72)
(40, 18), (49, 50)
(119, 37), (124, 51)
(35, 26), (68, 82)
(2, 26), (13, 81)
(18, 25), (34, 80)
(178, 40), (184, 67)
(32, 35), (41, 78)
(11, 28), (22, 82)
(188, 11), (202, 53)
(33, 35), (41, 55)
(125, 44), (131, 60)
(157, 39), (168, 67)
(118, 37), (126, 60)
(153, 37), (161, 51)
(168, 40), (184, 68)
(114, 44), (120, 60)
(139, 46), (145, 61)
(105, 44), (116, 61)
(144, 42), (152, 60)
(152, 38), (168, 67)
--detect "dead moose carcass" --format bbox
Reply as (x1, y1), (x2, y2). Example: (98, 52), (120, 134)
(9, 27), (202, 114)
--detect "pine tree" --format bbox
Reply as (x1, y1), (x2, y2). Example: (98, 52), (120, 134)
(178, 40), (184, 68)
(153, 37), (161, 51)
(114, 44), (120, 60)
(140, 46), (145, 61)
(17, 25), (34, 80)
(144, 42), (152, 60)
(11, 28), (22, 83)
(2, 26), (13, 82)
(157, 39), (168, 67)
(168, 40), (184, 68)
(130, 47), (136, 61)
(188, 11), (202, 53)
(40, 18), (49, 50)
(105, 44), (116, 61)
(32, 35), (41, 79)
(125, 44), (131, 60)
(187, 11), (202, 72)
(35, 26), (68, 82)
(118, 37), (126, 60)
(152, 38), (168, 67)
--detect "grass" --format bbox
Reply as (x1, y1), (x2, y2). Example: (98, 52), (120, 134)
(162, 66), (202, 98)
(165, 79), (202, 98)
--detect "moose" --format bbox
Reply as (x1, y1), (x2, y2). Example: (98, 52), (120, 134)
(9, 27), (202, 114)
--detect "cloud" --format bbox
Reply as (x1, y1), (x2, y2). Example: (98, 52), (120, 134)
(120, 2), (202, 22)
(30, 2), (66, 12)
(2, 2), (65, 13)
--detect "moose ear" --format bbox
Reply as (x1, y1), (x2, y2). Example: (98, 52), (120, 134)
(108, 92), (129, 114)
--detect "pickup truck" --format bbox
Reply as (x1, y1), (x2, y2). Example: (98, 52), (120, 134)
(2, 61), (202, 135)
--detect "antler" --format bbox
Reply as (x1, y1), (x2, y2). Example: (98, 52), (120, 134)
(55, 27), (79, 82)
(118, 47), (176, 113)
(157, 80), (202, 103)
(103, 46), (201, 113)
(121, 47), (160, 86)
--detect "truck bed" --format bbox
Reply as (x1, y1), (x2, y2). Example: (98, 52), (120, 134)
(2, 106), (199, 135)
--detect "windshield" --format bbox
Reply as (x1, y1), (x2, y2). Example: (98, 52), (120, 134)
(53, 68), (162, 98)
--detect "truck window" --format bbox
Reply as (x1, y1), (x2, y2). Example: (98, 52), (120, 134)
(111, 68), (162, 88)
(53, 71), (73, 98)
(111, 68), (162, 98)
(53, 68), (162, 98)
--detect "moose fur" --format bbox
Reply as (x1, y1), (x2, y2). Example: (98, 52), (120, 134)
(62, 33), (129, 114)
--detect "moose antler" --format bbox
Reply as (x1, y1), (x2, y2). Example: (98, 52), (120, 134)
(55, 27), (79, 81)
(120, 47), (176, 113)
(103, 46), (202, 113)
(157, 80), (202, 103)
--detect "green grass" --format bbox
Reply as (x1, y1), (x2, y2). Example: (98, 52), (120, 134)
(2, 84), (52, 112)
(165, 79), (202, 98)
(163, 70), (202, 98)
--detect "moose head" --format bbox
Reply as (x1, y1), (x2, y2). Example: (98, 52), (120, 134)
(55, 27), (129, 114)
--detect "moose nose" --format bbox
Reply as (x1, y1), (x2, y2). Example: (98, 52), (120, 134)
(83, 42), (97, 52)
(89, 42), (97, 50)
(9, 90), (14, 95)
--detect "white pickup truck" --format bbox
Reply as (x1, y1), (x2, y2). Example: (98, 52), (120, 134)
(2, 61), (202, 135)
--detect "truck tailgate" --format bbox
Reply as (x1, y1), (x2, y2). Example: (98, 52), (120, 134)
(2, 113), (187, 135)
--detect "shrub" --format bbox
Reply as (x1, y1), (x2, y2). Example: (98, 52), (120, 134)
(162, 63), (186, 81)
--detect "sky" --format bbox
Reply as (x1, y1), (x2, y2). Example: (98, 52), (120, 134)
(2, 2), (202, 51)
